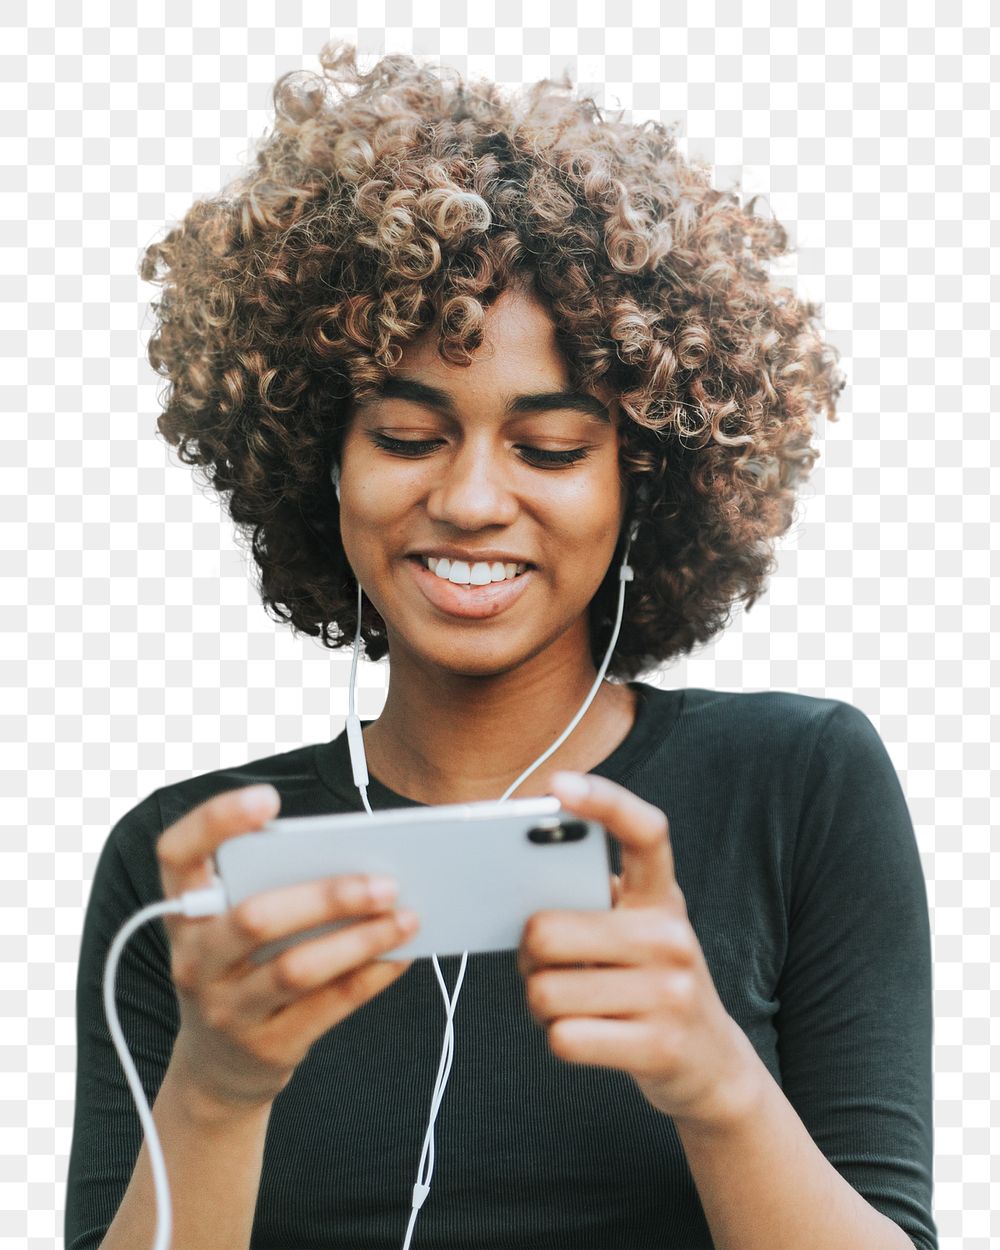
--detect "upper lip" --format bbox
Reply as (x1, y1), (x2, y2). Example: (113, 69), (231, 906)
(409, 547), (535, 567)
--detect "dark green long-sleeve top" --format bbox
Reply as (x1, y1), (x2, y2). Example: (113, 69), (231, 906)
(65, 683), (938, 1249)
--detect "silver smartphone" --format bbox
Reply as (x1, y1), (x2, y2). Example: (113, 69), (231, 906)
(213, 795), (612, 961)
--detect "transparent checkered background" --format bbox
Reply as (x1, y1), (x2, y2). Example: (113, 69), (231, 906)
(1, 2), (995, 1246)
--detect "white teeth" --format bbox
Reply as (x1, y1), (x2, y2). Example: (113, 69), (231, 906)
(423, 556), (527, 584)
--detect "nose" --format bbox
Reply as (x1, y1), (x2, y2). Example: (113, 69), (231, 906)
(424, 440), (519, 532)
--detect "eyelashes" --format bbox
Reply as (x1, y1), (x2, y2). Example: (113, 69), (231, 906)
(367, 432), (592, 468)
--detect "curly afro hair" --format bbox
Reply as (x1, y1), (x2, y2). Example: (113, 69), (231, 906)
(140, 41), (845, 682)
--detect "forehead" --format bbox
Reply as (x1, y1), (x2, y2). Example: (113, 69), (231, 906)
(404, 285), (562, 367)
(353, 286), (619, 425)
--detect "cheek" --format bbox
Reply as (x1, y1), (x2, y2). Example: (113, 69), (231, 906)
(342, 466), (407, 542)
(556, 532), (622, 603)
(572, 487), (624, 548)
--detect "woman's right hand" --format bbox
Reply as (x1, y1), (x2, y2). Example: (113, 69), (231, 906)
(156, 783), (418, 1114)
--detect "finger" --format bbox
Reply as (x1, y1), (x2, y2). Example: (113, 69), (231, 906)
(177, 873), (402, 984)
(524, 966), (688, 1023)
(548, 772), (676, 908)
(261, 908), (420, 1010)
(610, 873), (622, 907)
(258, 957), (414, 1061)
(544, 1016), (674, 1075)
(157, 785), (281, 899)
(519, 908), (696, 977)
(239, 917), (415, 1022)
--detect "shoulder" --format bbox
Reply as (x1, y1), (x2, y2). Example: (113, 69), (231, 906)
(149, 742), (327, 828)
(639, 685), (891, 810)
(102, 742), (329, 902)
(677, 685), (864, 738)
(651, 684), (876, 763)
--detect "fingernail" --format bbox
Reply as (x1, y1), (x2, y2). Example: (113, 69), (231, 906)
(551, 771), (590, 799)
(239, 784), (279, 814)
(368, 876), (398, 903)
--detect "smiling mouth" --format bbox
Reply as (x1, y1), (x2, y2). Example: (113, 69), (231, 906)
(405, 555), (535, 619)
(411, 555), (532, 586)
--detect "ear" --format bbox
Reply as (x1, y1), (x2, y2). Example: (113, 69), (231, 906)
(621, 479), (652, 544)
(635, 479), (654, 509)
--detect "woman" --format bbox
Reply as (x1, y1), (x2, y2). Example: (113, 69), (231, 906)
(65, 42), (937, 1250)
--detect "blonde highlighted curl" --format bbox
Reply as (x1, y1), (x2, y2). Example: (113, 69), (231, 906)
(140, 41), (845, 681)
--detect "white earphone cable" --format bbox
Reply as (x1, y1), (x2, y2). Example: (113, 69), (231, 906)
(497, 543), (634, 803)
(346, 561), (374, 813)
(336, 476), (637, 1249)
(102, 459), (637, 1250)
(102, 882), (227, 1250)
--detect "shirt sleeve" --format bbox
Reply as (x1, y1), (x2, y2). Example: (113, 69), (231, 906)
(774, 701), (937, 1250)
(64, 791), (180, 1250)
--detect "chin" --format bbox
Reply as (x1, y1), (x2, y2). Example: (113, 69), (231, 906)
(387, 629), (558, 680)
(424, 647), (535, 680)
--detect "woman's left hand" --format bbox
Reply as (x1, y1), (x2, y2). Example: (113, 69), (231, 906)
(517, 771), (762, 1131)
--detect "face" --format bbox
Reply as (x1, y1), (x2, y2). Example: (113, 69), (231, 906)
(337, 284), (627, 681)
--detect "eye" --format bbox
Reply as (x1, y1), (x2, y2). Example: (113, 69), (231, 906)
(372, 430), (595, 470)
(367, 434), (447, 459)
(515, 450), (595, 470)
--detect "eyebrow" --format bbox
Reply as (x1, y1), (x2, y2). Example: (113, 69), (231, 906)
(362, 375), (612, 425)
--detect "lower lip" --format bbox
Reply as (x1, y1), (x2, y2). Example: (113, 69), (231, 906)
(405, 558), (535, 619)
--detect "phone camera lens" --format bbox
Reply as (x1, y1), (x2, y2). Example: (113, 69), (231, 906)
(527, 820), (588, 845)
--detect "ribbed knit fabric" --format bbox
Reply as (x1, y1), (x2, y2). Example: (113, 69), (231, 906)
(65, 683), (937, 1250)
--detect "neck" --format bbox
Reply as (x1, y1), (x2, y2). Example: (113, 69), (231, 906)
(359, 647), (637, 805)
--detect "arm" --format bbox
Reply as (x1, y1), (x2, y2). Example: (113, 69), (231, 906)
(676, 702), (936, 1250)
(67, 784), (415, 1250)
(96, 1054), (272, 1250)
(65, 795), (270, 1250)
(673, 1043), (914, 1249)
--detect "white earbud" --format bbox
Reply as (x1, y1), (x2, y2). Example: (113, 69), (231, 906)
(331, 461), (340, 502)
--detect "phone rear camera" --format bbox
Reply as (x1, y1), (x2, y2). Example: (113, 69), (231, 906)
(527, 820), (588, 845)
